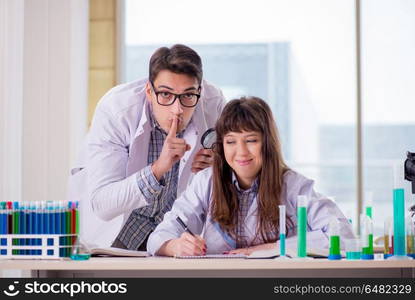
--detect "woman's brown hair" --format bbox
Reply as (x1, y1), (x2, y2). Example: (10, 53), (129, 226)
(211, 96), (289, 244)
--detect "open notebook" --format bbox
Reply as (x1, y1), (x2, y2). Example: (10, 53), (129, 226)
(175, 253), (247, 259)
(175, 247), (335, 259)
(90, 247), (148, 257)
(247, 247), (334, 259)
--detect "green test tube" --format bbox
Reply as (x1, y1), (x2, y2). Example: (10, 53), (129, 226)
(365, 191), (373, 219)
(328, 218), (341, 260)
(393, 164), (407, 257)
(297, 195), (307, 258)
(361, 214), (374, 260)
(12, 202), (19, 254)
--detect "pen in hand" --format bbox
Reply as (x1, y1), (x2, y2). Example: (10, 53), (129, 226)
(175, 216), (207, 256)
(176, 216), (195, 236)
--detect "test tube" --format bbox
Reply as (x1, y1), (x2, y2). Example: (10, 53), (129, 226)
(70, 201), (76, 245)
(406, 216), (415, 259)
(0, 202), (5, 234)
(388, 163), (412, 260)
(384, 217), (393, 259)
(328, 218), (341, 260)
(35, 201), (41, 247)
(29, 201), (35, 255)
(47, 201), (54, 234)
(12, 202), (19, 255)
(297, 195), (307, 258)
(361, 214), (374, 260)
(279, 205), (286, 257)
(75, 201), (79, 235)
(40, 201), (47, 235)
(345, 238), (361, 260)
(20, 202), (26, 254)
(7, 202), (13, 234)
(365, 191), (373, 219)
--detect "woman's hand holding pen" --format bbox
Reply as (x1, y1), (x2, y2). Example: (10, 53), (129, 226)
(161, 232), (207, 257)
(152, 116), (191, 181)
(174, 232), (206, 256)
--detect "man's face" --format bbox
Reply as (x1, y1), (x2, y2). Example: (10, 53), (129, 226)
(145, 70), (200, 134)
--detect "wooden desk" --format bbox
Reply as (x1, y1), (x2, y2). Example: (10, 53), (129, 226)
(1, 257), (415, 278)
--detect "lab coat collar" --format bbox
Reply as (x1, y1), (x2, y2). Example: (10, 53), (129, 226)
(231, 171), (259, 193)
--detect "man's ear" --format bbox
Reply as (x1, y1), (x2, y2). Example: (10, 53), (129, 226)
(145, 81), (152, 102)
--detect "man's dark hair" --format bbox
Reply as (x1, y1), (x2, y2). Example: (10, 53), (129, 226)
(149, 44), (203, 84)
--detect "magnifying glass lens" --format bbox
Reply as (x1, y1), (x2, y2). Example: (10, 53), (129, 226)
(201, 128), (216, 149)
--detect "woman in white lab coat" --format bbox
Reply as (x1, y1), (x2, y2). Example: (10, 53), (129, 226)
(147, 96), (354, 256)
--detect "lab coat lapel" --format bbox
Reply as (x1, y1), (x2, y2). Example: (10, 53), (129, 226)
(126, 101), (152, 176)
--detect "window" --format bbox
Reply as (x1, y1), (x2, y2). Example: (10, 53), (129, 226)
(122, 0), (415, 235)
(122, 0), (357, 222)
(361, 0), (415, 234)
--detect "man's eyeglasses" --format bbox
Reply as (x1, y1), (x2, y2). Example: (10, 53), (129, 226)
(150, 82), (201, 108)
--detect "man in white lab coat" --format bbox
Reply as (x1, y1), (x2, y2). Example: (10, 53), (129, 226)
(67, 44), (226, 249)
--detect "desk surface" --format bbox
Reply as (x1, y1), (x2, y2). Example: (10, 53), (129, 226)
(1, 257), (415, 271)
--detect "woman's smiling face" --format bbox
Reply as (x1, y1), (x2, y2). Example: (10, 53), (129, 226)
(223, 130), (263, 190)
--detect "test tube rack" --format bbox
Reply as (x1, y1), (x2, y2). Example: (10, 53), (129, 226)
(0, 234), (77, 259)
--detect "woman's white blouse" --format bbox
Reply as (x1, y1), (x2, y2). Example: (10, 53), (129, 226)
(147, 167), (355, 255)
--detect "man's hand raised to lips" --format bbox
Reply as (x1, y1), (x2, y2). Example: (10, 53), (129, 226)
(151, 116), (191, 181)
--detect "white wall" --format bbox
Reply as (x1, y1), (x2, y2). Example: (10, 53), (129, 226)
(0, 0), (88, 203)
(0, 0), (24, 204)
(21, 0), (89, 201)
(0, 0), (88, 277)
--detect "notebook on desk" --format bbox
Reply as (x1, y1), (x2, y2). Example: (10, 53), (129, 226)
(90, 247), (148, 257)
(174, 247), (333, 259)
(247, 247), (343, 259)
(175, 253), (247, 259)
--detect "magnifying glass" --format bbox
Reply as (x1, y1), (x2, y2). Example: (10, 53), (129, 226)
(201, 128), (216, 149)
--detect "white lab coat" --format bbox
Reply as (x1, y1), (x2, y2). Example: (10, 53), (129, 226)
(67, 78), (226, 248)
(147, 167), (355, 255)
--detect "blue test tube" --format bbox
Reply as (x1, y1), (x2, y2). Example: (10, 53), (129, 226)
(59, 201), (65, 257)
(0, 202), (5, 234)
(47, 201), (54, 234)
(54, 201), (61, 235)
(60, 201), (65, 235)
(35, 201), (41, 246)
(5, 202), (9, 234)
(41, 201), (47, 234)
(30, 202), (36, 254)
(27, 202), (31, 254)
